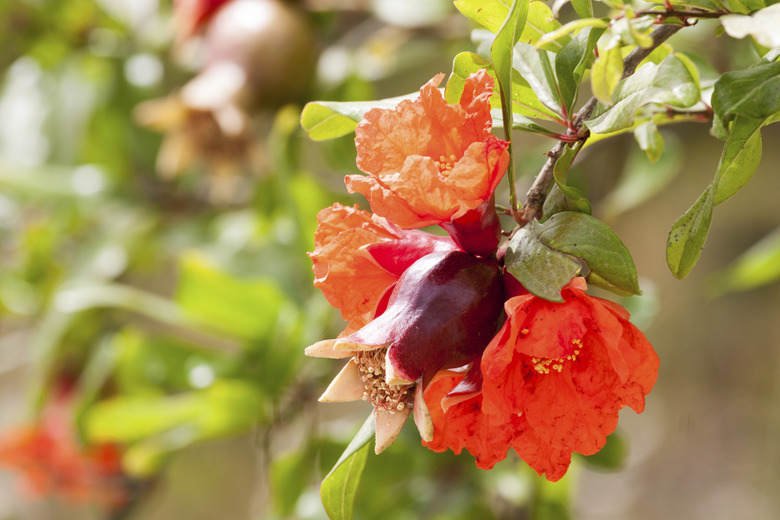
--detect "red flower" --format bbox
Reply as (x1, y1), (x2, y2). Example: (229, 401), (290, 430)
(0, 393), (127, 507)
(347, 71), (509, 230)
(423, 278), (659, 481)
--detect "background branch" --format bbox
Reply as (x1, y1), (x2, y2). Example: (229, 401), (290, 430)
(519, 24), (684, 224)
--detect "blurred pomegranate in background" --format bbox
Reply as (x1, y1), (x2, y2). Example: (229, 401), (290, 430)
(138, 0), (318, 202)
(199, 0), (317, 110)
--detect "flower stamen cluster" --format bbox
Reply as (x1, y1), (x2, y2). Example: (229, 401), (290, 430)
(356, 348), (414, 413)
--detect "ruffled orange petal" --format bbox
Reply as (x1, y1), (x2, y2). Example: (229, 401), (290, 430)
(511, 415), (572, 482)
(310, 203), (400, 321)
(423, 373), (518, 470)
(521, 335), (622, 455)
(350, 72), (508, 229)
(313, 202), (398, 249)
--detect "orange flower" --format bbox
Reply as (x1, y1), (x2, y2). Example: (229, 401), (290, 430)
(310, 203), (456, 322)
(423, 278), (659, 481)
(347, 71), (509, 229)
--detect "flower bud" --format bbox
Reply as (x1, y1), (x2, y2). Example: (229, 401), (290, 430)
(340, 250), (504, 385)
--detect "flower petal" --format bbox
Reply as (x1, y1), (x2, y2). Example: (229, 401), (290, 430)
(522, 345), (621, 455)
(412, 381), (434, 442)
(318, 359), (366, 402)
(374, 406), (411, 454)
(350, 72), (508, 229)
(304, 340), (354, 359)
(310, 203), (401, 320)
(511, 415), (572, 482)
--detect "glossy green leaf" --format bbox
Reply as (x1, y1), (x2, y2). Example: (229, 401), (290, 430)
(590, 46), (624, 104)
(470, 31), (563, 120)
(712, 226), (780, 294)
(555, 27), (606, 114)
(456, 0), (563, 53)
(710, 61), (780, 137)
(454, 0), (512, 32)
(571, 0), (594, 18)
(523, 2), (569, 52)
(505, 222), (582, 302)
(535, 18), (608, 50)
(542, 183), (592, 223)
(552, 142), (588, 202)
(491, 0), (529, 172)
(587, 54), (700, 134)
(713, 115), (765, 205)
(666, 186), (715, 279)
(301, 93), (418, 141)
(499, 111), (562, 136)
(445, 52), (493, 104)
(537, 212), (641, 295)
(512, 42), (562, 115)
(508, 212), (640, 299)
(321, 414), (374, 520)
(177, 253), (284, 339)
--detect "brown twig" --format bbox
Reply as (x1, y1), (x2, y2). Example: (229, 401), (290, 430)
(633, 7), (732, 21)
(518, 24), (683, 224)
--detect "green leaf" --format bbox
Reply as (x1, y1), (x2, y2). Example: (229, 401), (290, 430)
(552, 142), (588, 203)
(713, 115), (765, 205)
(555, 27), (606, 114)
(712, 226), (780, 294)
(505, 222), (582, 302)
(666, 186), (715, 279)
(445, 52), (492, 104)
(321, 415), (375, 520)
(523, 2), (569, 52)
(507, 213), (640, 299)
(512, 42), (562, 115)
(542, 183), (592, 223)
(177, 253), (284, 339)
(590, 46), (624, 104)
(633, 120), (664, 162)
(538, 212), (641, 295)
(587, 54), (700, 134)
(454, 0), (512, 32)
(571, 0), (594, 18)
(535, 18), (608, 51)
(300, 93), (419, 141)
(500, 111), (562, 136)
(710, 61), (780, 137)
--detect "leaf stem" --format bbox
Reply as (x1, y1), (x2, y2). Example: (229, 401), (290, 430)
(519, 24), (683, 224)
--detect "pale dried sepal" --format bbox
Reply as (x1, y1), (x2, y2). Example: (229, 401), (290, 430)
(333, 339), (385, 352)
(304, 340), (354, 358)
(374, 405), (410, 454)
(384, 356), (414, 385)
(318, 359), (365, 402)
(412, 381), (434, 442)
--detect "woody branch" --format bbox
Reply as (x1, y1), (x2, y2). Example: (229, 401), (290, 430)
(519, 24), (684, 225)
